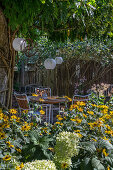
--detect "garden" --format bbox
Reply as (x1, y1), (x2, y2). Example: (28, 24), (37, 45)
(0, 0), (113, 170)
(0, 94), (113, 169)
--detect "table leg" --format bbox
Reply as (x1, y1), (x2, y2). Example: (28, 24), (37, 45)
(51, 104), (53, 124)
(46, 106), (47, 122)
(49, 104), (51, 123)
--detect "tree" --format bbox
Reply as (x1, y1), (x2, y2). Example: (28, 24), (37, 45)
(0, 0), (112, 108)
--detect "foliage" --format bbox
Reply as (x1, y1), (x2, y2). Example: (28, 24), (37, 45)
(0, 107), (48, 169)
(0, 0), (113, 41)
(0, 93), (113, 169)
(51, 93), (113, 169)
(17, 37), (113, 69)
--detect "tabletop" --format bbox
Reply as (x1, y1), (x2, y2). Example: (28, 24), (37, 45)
(29, 96), (67, 104)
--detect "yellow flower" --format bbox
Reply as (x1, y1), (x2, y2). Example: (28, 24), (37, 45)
(48, 147), (54, 152)
(32, 93), (39, 96)
(0, 113), (3, 120)
(55, 122), (61, 125)
(110, 111), (113, 115)
(24, 134), (28, 136)
(30, 122), (34, 126)
(76, 101), (86, 106)
(76, 133), (83, 138)
(91, 104), (97, 107)
(56, 115), (61, 118)
(60, 123), (63, 126)
(92, 138), (97, 142)
(9, 144), (14, 148)
(9, 109), (17, 114)
(101, 109), (108, 114)
(88, 122), (97, 129)
(63, 116), (67, 119)
(77, 107), (83, 112)
(22, 110), (28, 114)
(87, 111), (94, 115)
(105, 125), (111, 130)
(3, 155), (11, 161)
(102, 136), (111, 143)
(102, 148), (109, 157)
(3, 115), (9, 122)
(39, 98), (45, 102)
(6, 141), (11, 145)
(107, 165), (110, 170)
(21, 123), (31, 131)
(83, 113), (87, 118)
(70, 118), (76, 121)
(0, 132), (6, 139)
(40, 110), (45, 115)
(16, 163), (24, 170)
(76, 118), (82, 123)
(74, 130), (80, 133)
(104, 114), (111, 119)
(61, 162), (69, 169)
(10, 115), (17, 120)
(69, 104), (78, 111)
(16, 117), (20, 122)
(58, 117), (63, 121)
(5, 124), (10, 128)
(105, 130), (113, 136)
(16, 148), (21, 153)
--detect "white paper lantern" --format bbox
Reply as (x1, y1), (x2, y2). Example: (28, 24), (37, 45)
(55, 57), (63, 64)
(12, 38), (27, 51)
(14, 66), (18, 71)
(44, 58), (56, 69)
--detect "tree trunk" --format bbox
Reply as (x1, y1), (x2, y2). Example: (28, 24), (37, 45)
(0, 8), (9, 108)
(0, 8), (16, 109)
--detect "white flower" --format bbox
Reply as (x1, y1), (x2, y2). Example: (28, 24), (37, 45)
(24, 160), (56, 170)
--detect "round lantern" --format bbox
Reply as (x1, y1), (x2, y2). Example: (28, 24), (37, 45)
(55, 57), (63, 64)
(12, 38), (27, 51)
(44, 58), (56, 69)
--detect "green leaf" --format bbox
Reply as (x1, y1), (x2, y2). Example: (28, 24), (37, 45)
(100, 140), (113, 150)
(81, 157), (92, 170)
(81, 142), (96, 154)
(92, 157), (105, 170)
(105, 157), (113, 167)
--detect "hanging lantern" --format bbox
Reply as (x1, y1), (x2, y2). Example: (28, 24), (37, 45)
(44, 58), (56, 69)
(14, 66), (18, 71)
(55, 57), (63, 64)
(12, 38), (27, 51)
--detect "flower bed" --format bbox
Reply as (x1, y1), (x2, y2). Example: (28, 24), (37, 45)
(0, 93), (113, 170)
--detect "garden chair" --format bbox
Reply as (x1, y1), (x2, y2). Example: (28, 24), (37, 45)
(14, 92), (41, 120)
(25, 84), (41, 96)
(35, 87), (52, 122)
(35, 87), (51, 97)
(72, 94), (91, 104)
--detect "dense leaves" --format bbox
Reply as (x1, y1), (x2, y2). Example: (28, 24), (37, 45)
(0, 0), (113, 41)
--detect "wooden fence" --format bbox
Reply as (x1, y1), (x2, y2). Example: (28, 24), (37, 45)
(14, 59), (113, 97)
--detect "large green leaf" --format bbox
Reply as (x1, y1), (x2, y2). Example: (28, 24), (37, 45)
(91, 157), (105, 170)
(99, 140), (113, 150)
(105, 157), (113, 167)
(81, 142), (96, 154)
(81, 157), (92, 170)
